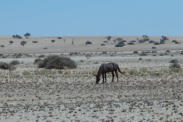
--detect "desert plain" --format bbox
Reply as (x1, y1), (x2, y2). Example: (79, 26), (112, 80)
(0, 36), (182, 121)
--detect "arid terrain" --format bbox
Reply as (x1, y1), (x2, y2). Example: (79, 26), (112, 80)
(0, 36), (183, 121)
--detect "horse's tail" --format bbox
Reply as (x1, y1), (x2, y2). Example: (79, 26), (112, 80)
(117, 65), (125, 74)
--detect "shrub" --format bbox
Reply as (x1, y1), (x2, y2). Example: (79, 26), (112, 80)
(24, 33), (31, 39)
(32, 41), (38, 43)
(38, 55), (77, 69)
(127, 42), (134, 45)
(101, 43), (105, 46)
(0, 62), (15, 70)
(85, 41), (92, 45)
(58, 37), (62, 39)
(105, 36), (112, 40)
(160, 36), (168, 44)
(0, 62), (10, 69)
(9, 60), (20, 65)
(169, 59), (181, 70)
(115, 41), (125, 47)
(169, 59), (178, 64)
(133, 51), (138, 54)
(12, 34), (22, 39)
(51, 40), (55, 43)
(38, 55), (45, 58)
(0, 45), (5, 48)
(9, 40), (14, 44)
(20, 41), (27, 46)
(152, 46), (156, 49)
(172, 40), (180, 44)
(169, 63), (181, 69)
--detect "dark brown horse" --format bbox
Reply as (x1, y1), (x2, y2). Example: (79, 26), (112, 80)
(95, 62), (124, 84)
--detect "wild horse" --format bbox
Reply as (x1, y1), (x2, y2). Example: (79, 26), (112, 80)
(94, 62), (124, 84)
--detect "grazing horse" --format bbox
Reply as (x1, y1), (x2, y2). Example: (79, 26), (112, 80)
(94, 62), (124, 84)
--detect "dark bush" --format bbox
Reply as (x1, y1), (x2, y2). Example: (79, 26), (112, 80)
(43, 47), (48, 50)
(9, 40), (14, 44)
(169, 59), (178, 64)
(149, 40), (155, 44)
(24, 33), (31, 39)
(169, 59), (181, 69)
(142, 35), (150, 41)
(20, 41), (27, 46)
(58, 37), (62, 39)
(38, 55), (77, 69)
(105, 36), (112, 41)
(32, 41), (38, 43)
(127, 42), (134, 45)
(133, 51), (138, 54)
(13, 53), (22, 58)
(0, 62), (15, 70)
(12, 34), (22, 39)
(154, 42), (160, 45)
(51, 40), (55, 43)
(38, 55), (45, 58)
(101, 43), (105, 46)
(172, 40), (180, 44)
(169, 63), (181, 69)
(115, 41), (125, 47)
(85, 41), (92, 45)
(9, 60), (20, 65)
(0, 45), (5, 48)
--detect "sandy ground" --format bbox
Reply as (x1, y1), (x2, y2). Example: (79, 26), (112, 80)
(0, 36), (182, 121)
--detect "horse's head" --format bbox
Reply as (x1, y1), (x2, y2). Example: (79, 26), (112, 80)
(96, 75), (100, 84)
(92, 71), (100, 84)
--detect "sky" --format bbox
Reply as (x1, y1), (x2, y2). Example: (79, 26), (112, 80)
(0, 0), (183, 36)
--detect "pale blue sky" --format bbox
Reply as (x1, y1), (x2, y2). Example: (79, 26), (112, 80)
(0, 0), (183, 36)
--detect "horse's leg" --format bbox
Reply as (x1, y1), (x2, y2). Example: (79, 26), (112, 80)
(115, 70), (118, 82)
(105, 73), (107, 83)
(112, 71), (114, 82)
(102, 73), (105, 84)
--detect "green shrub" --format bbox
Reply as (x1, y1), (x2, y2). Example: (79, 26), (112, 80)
(0, 62), (15, 70)
(38, 55), (77, 69)
(169, 63), (181, 69)
(115, 41), (125, 47)
(0, 62), (10, 69)
(9, 60), (20, 65)
(169, 59), (178, 64)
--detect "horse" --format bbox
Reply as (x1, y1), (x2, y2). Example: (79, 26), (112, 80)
(94, 62), (124, 84)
